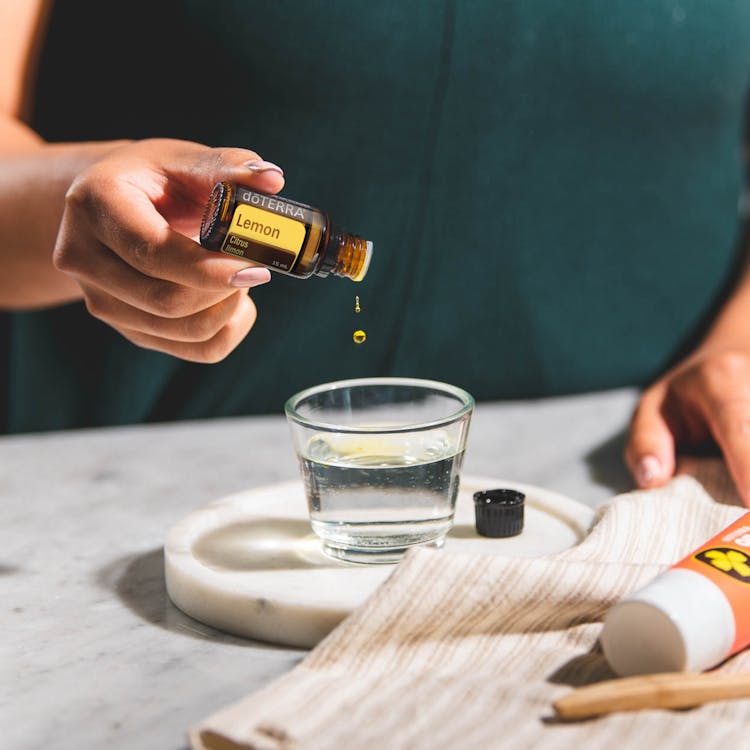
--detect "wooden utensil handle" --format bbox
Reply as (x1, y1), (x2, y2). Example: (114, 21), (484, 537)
(553, 672), (750, 719)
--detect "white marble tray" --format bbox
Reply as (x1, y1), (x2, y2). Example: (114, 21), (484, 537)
(164, 475), (595, 648)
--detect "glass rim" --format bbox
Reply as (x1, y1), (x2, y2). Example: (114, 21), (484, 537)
(284, 376), (475, 433)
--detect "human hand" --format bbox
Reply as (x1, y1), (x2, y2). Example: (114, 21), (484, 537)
(625, 348), (750, 506)
(53, 138), (285, 362)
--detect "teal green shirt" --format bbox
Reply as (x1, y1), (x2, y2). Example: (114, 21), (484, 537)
(7, 0), (750, 431)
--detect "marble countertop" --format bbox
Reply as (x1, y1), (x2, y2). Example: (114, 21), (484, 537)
(2, 387), (639, 749)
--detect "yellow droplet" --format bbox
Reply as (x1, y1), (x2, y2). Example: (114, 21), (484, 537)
(355, 295), (361, 314)
(353, 329), (367, 344)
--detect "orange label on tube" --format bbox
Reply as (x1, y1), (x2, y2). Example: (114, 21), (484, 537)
(675, 513), (750, 653)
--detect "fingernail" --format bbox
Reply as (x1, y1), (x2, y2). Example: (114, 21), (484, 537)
(245, 159), (284, 176)
(635, 455), (661, 487)
(230, 267), (272, 288)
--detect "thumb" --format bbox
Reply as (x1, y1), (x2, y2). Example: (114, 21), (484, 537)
(625, 383), (677, 489)
(185, 145), (285, 197)
(143, 140), (286, 204)
(133, 141), (286, 235)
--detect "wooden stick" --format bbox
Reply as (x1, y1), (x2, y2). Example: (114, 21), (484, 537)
(553, 672), (750, 720)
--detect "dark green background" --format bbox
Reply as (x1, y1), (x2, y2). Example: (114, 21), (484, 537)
(6, 0), (750, 432)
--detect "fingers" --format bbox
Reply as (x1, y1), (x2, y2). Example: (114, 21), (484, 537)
(188, 147), (285, 197)
(57, 178), (268, 292)
(155, 150), (285, 229)
(57, 236), (224, 315)
(62, 237), (267, 362)
(629, 352), (750, 506)
(76, 247), (265, 362)
(110, 291), (259, 363)
(52, 139), (283, 362)
(83, 286), (252, 342)
(625, 382), (677, 490)
(112, 139), (285, 209)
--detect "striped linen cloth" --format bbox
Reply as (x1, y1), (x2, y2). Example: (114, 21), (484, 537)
(190, 460), (750, 750)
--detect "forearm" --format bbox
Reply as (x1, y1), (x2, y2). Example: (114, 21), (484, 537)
(695, 251), (750, 354)
(0, 117), (128, 309)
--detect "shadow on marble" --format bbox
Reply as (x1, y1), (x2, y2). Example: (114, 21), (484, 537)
(583, 429), (633, 498)
(96, 548), (279, 647)
(0, 563), (21, 575)
(192, 518), (341, 572)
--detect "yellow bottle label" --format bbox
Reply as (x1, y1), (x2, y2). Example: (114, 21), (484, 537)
(222, 205), (307, 271)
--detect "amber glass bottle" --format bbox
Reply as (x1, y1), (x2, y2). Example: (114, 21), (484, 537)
(200, 182), (373, 281)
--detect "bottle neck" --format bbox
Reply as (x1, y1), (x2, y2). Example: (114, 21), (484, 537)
(316, 223), (372, 281)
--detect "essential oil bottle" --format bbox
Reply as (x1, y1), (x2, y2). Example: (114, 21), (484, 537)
(199, 182), (373, 281)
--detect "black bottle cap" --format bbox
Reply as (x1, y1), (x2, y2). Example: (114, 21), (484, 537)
(473, 488), (525, 538)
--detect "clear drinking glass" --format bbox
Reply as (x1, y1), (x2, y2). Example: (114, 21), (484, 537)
(285, 377), (474, 564)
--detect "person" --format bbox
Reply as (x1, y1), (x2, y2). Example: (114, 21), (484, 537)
(3, 1), (750, 504)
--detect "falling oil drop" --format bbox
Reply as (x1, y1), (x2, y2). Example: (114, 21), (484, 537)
(353, 329), (367, 345)
(355, 295), (361, 313)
